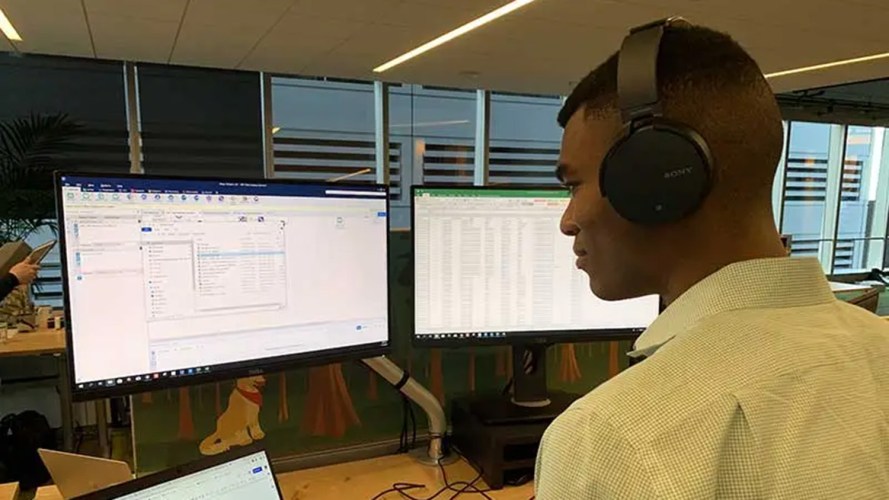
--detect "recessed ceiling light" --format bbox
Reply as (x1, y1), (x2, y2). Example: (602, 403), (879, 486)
(373, 0), (539, 73)
(0, 7), (22, 42)
(765, 51), (889, 79)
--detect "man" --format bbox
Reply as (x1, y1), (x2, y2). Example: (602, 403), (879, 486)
(0, 257), (40, 303)
(535, 20), (889, 499)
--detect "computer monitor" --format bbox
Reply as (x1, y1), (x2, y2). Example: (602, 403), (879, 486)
(56, 173), (389, 400)
(412, 186), (659, 414)
(76, 444), (281, 500)
(412, 186), (659, 345)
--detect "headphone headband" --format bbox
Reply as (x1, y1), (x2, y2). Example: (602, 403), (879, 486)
(617, 16), (687, 124)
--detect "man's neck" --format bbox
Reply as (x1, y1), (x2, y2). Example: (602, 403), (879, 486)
(660, 227), (787, 306)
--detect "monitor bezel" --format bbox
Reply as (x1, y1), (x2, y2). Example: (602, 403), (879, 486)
(56, 171), (392, 401)
(410, 184), (655, 348)
(74, 443), (281, 500)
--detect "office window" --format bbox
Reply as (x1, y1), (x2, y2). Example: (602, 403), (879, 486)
(834, 126), (887, 271)
(0, 54), (131, 306)
(779, 122), (835, 262)
(271, 77), (391, 190)
(0, 54), (131, 173)
(489, 92), (562, 187)
(390, 85), (476, 197)
(138, 65), (263, 178)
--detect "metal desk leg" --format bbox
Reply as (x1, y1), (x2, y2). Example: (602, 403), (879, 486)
(96, 399), (109, 458)
(57, 352), (74, 451)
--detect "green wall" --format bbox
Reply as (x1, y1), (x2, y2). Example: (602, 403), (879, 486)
(130, 231), (634, 472)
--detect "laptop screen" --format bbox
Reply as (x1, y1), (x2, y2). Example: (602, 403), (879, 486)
(115, 451), (278, 500)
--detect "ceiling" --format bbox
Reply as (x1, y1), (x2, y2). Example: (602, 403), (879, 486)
(2, 0), (889, 95)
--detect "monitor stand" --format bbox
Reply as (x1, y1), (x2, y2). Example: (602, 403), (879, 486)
(468, 344), (579, 425)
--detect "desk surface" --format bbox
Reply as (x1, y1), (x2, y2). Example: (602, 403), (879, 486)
(34, 454), (533, 500)
(0, 483), (17, 500)
(0, 328), (65, 358)
(829, 281), (872, 293)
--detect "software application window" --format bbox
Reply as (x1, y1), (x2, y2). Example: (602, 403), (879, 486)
(413, 189), (658, 337)
(117, 451), (279, 499)
(59, 177), (388, 388)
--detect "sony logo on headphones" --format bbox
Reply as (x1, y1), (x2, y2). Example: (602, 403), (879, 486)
(664, 167), (693, 179)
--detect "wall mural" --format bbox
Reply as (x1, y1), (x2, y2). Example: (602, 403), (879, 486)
(131, 231), (633, 472)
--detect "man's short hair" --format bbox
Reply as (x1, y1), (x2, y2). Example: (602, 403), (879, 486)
(559, 23), (784, 207)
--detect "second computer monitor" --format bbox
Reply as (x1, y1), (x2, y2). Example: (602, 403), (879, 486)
(412, 186), (659, 346)
(57, 173), (390, 400)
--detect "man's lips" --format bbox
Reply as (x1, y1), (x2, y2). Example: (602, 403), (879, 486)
(574, 248), (588, 269)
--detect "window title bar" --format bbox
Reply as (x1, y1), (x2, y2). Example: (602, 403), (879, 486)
(61, 176), (388, 200)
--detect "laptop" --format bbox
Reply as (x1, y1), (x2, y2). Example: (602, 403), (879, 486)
(38, 449), (133, 499)
(73, 444), (282, 500)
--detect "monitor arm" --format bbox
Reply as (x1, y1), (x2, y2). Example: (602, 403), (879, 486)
(362, 356), (448, 465)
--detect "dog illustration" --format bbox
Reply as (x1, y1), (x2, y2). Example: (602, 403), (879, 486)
(199, 375), (266, 456)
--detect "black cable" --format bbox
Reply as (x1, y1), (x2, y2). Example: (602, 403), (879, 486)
(447, 449), (493, 498)
(369, 482), (425, 500)
(397, 396), (410, 453)
(408, 396), (417, 450)
(369, 457), (494, 500)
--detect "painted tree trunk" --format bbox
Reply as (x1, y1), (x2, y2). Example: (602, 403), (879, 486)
(495, 347), (508, 378)
(429, 349), (444, 404)
(367, 370), (379, 401)
(608, 341), (620, 378)
(215, 383), (222, 416)
(278, 373), (290, 423)
(468, 350), (476, 393)
(301, 364), (360, 438)
(177, 387), (195, 441)
(559, 343), (582, 382)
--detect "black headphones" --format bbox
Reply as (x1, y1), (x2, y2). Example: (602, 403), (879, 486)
(600, 17), (713, 225)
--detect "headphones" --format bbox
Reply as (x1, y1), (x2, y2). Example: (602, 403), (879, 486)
(600, 17), (713, 225)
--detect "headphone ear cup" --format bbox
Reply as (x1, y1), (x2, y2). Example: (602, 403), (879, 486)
(600, 121), (712, 225)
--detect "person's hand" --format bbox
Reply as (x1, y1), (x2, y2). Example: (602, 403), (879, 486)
(9, 258), (40, 285)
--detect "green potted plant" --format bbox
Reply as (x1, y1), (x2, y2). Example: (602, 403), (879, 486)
(0, 113), (82, 323)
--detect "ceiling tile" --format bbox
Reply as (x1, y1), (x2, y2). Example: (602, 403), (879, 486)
(85, 0), (187, 23)
(88, 13), (179, 62)
(2, 0), (93, 57)
(288, 0), (404, 23)
(183, 0), (293, 31)
(171, 22), (262, 68)
(239, 8), (366, 72)
(383, 1), (508, 30)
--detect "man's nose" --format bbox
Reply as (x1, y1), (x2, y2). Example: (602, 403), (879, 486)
(560, 202), (579, 236)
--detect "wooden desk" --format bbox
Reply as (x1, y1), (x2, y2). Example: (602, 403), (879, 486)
(278, 454), (532, 499)
(34, 485), (61, 499)
(34, 455), (534, 500)
(0, 328), (64, 357)
(0, 482), (18, 500)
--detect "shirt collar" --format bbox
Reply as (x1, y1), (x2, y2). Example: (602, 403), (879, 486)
(629, 257), (835, 358)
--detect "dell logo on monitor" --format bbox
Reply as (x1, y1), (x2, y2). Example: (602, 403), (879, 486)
(664, 167), (693, 179)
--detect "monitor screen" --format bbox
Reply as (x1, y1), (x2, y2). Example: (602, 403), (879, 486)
(412, 187), (659, 345)
(81, 447), (280, 500)
(57, 173), (389, 400)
